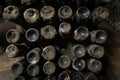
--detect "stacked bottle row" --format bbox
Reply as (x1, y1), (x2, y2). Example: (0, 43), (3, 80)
(3, 5), (109, 24)
(5, 24), (107, 46)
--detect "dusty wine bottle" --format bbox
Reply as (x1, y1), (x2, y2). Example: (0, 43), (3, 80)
(40, 25), (57, 40)
(12, 59), (26, 75)
(42, 45), (56, 60)
(6, 26), (24, 43)
(6, 44), (28, 58)
(87, 44), (105, 59)
(87, 58), (102, 73)
(72, 44), (86, 58)
(75, 7), (90, 22)
(58, 71), (71, 80)
(44, 75), (56, 80)
(23, 8), (39, 23)
(25, 28), (39, 42)
(3, 5), (19, 20)
(21, 0), (36, 5)
(43, 61), (56, 75)
(74, 26), (89, 41)
(58, 5), (73, 21)
(15, 76), (25, 80)
(90, 30), (107, 44)
(72, 57), (86, 71)
(27, 48), (41, 64)
(27, 64), (40, 77)
(59, 22), (71, 38)
(84, 72), (98, 80)
(58, 55), (71, 69)
(72, 71), (84, 80)
(92, 6), (109, 23)
(40, 6), (55, 22)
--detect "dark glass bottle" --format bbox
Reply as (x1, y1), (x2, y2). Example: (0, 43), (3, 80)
(74, 26), (89, 41)
(25, 28), (39, 42)
(75, 7), (91, 22)
(23, 8), (40, 24)
(87, 44), (105, 59)
(92, 6), (109, 23)
(90, 30), (107, 44)
(20, 0), (37, 5)
(72, 44), (86, 58)
(43, 61), (56, 75)
(58, 5), (73, 21)
(58, 55), (71, 69)
(44, 75), (56, 80)
(6, 27), (25, 43)
(42, 45), (56, 60)
(12, 59), (27, 75)
(40, 25), (57, 40)
(27, 48), (41, 64)
(72, 71), (84, 80)
(40, 6), (55, 23)
(6, 44), (28, 58)
(87, 58), (102, 73)
(59, 22), (71, 38)
(27, 64), (40, 77)
(72, 57), (86, 71)
(58, 71), (71, 80)
(84, 72), (98, 80)
(3, 5), (19, 20)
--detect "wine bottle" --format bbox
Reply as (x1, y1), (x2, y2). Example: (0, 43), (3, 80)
(92, 6), (109, 23)
(87, 58), (102, 73)
(40, 6), (55, 22)
(43, 61), (56, 75)
(21, 0), (37, 5)
(42, 45), (56, 60)
(72, 71), (84, 80)
(6, 26), (24, 43)
(40, 25), (57, 40)
(59, 22), (71, 38)
(3, 5), (19, 20)
(12, 59), (27, 75)
(84, 72), (98, 80)
(23, 8), (39, 23)
(74, 26), (89, 41)
(58, 5), (73, 21)
(72, 44), (86, 58)
(25, 28), (39, 42)
(6, 44), (28, 58)
(87, 44), (105, 59)
(72, 57), (86, 71)
(27, 64), (40, 77)
(58, 71), (71, 80)
(27, 48), (41, 64)
(44, 75), (56, 80)
(58, 55), (71, 69)
(90, 30), (107, 44)
(75, 7), (90, 22)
